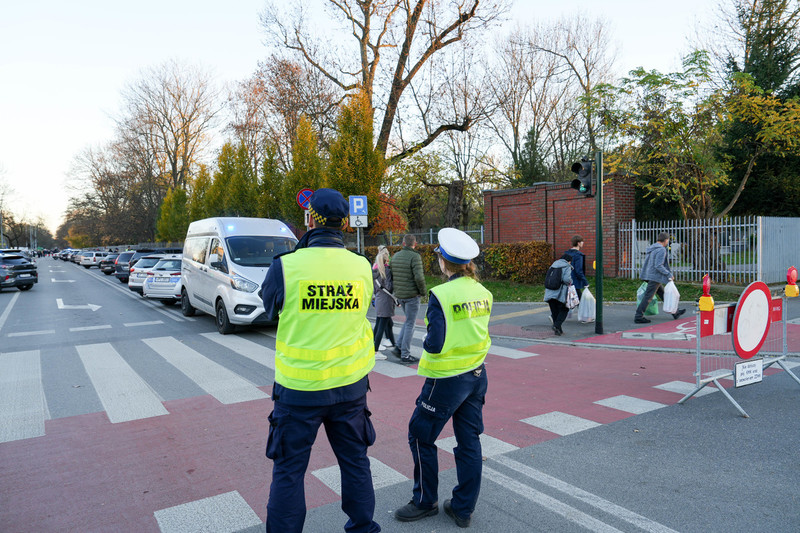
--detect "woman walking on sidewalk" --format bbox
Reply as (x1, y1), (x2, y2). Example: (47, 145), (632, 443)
(372, 246), (396, 360)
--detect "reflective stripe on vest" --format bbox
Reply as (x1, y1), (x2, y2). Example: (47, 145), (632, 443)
(276, 247), (375, 391)
(419, 276), (492, 378)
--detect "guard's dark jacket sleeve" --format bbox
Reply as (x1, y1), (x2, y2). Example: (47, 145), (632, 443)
(422, 291), (446, 354)
(261, 257), (284, 321)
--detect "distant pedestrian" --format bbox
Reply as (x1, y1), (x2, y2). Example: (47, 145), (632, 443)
(394, 228), (491, 529)
(390, 234), (426, 364)
(373, 245), (396, 360)
(634, 232), (686, 323)
(564, 235), (588, 299)
(544, 253), (574, 336)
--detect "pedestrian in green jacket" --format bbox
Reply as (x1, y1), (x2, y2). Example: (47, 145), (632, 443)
(390, 234), (426, 364)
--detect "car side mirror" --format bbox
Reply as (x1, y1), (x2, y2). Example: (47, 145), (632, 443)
(210, 260), (227, 273)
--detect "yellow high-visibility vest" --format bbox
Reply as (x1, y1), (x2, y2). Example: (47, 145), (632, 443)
(275, 247), (375, 391)
(419, 276), (492, 378)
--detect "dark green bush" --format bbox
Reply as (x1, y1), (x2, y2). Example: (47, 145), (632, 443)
(361, 241), (552, 284)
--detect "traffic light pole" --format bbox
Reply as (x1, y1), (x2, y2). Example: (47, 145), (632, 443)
(594, 151), (604, 335)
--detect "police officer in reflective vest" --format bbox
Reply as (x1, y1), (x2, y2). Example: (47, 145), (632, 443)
(261, 188), (381, 533)
(394, 228), (492, 529)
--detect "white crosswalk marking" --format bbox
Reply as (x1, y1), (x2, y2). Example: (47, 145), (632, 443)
(0, 350), (49, 443)
(436, 433), (518, 457)
(201, 332), (275, 370)
(312, 456), (408, 495)
(154, 490), (261, 533)
(654, 381), (717, 397)
(143, 337), (269, 404)
(593, 395), (667, 414)
(521, 411), (601, 436)
(77, 343), (169, 423)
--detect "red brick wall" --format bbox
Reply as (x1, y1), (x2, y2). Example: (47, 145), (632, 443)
(483, 176), (635, 277)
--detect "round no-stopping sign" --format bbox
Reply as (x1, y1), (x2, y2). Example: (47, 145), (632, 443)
(297, 188), (314, 209)
(732, 281), (772, 359)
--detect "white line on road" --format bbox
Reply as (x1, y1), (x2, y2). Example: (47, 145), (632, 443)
(201, 332), (275, 370)
(50, 278), (75, 283)
(491, 455), (680, 533)
(0, 291), (20, 332)
(70, 325), (112, 332)
(154, 490), (261, 533)
(0, 350), (49, 443)
(482, 466), (624, 533)
(56, 298), (101, 311)
(593, 395), (667, 414)
(312, 456), (408, 495)
(76, 343), (169, 423)
(143, 336), (269, 404)
(8, 329), (56, 337)
(124, 321), (165, 327)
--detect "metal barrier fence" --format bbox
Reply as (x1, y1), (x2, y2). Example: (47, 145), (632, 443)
(343, 225), (485, 248)
(678, 293), (800, 417)
(619, 217), (800, 284)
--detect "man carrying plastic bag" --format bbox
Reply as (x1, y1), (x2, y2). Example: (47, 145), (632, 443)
(634, 232), (685, 323)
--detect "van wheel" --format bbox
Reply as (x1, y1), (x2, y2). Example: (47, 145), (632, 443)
(180, 289), (195, 317)
(216, 300), (235, 335)
(18, 285), (33, 291)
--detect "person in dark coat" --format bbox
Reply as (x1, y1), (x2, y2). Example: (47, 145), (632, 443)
(544, 253), (574, 336)
(372, 245), (396, 359)
(564, 235), (588, 299)
(390, 235), (426, 364)
(634, 232), (686, 323)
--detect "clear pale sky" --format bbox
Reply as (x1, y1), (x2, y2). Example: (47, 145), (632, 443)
(0, 0), (717, 236)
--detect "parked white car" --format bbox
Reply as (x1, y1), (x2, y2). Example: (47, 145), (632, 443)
(142, 256), (183, 304)
(127, 255), (165, 294)
(80, 251), (107, 268)
(181, 217), (297, 334)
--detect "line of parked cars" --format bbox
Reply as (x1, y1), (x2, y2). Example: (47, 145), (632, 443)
(0, 248), (38, 291)
(55, 216), (298, 334)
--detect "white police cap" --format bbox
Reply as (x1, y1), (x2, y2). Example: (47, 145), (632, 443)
(435, 228), (479, 264)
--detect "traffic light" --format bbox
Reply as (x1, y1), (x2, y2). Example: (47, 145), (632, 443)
(571, 158), (593, 197)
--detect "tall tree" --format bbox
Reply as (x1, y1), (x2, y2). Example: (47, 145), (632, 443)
(226, 142), (259, 217)
(257, 143), (285, 219)
(187, 164), (212, 222)
(261, 0), (509, 165)
(328, 91), (385, 219)
(156, 187), (189, 242)
(283, 116), (326, 227)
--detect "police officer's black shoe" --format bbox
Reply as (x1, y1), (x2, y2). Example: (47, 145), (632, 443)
(394, 499), (438, 522)
(444, 499), (471, 528)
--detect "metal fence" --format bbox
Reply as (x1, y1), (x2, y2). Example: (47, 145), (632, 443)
(343, 225), (485, 248)
(619, 217), (800, 284)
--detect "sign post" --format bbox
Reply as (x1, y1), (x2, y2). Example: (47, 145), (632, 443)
(349, 195), (368, 253)
(594, 150), (604, 335)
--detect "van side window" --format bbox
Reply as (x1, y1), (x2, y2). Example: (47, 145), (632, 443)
(184, 237), (209, 264)
(209, 238), (226, 270)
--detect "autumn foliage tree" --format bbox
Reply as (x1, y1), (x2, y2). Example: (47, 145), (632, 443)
(283, 116), (326, 228)
(156, 187), (189, 242)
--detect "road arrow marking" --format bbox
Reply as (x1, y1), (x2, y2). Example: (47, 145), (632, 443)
(51, 278), (75, 283)
(56, 298), (101, 311)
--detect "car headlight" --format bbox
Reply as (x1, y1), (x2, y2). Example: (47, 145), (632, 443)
(230, 274), (259, 293)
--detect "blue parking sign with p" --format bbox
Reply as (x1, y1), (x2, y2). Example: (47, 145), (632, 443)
(349, 195), (368, 216)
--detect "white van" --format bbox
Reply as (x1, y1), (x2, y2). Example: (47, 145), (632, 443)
(181, 217), (297, 334)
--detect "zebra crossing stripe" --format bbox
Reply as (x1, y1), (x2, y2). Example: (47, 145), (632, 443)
(312, 456), (408, 496)
(521, 411), (601, 436)
(436, 433), (518, 457)
(76, 343), (169, 423)
(0, 350), (49, 443)
(143, 337), (269, 404)
(654, 381), (717, 397)
(593, 395), (667, 414)
(201, 332), (275, 370)
(154, 490), (261, 533)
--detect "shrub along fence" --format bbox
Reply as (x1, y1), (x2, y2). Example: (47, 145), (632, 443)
(361, 241), (552, 284)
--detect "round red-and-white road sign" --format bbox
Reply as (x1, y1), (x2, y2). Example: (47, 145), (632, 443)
(732, 281), (772, 359)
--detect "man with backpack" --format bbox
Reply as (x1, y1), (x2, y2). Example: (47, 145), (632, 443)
(544, 253), (574, 336)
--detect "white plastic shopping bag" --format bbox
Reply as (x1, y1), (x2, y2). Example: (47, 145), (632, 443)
(577, 288), (596, 322)
(566, 285), (580, 309)
(662, 281), (680, 314)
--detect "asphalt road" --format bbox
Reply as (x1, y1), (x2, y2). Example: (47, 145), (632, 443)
(1, 257), (798, 532)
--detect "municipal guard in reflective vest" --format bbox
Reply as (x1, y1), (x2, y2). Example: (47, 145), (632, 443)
(261, 188), (381, 533)
(394, 228), (492, 529)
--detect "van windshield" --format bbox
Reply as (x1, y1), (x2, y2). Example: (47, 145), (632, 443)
(226, 236), (297, 267)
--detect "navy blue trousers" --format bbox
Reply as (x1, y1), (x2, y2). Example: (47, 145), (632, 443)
(266, 396), (380, 533)
(407, 366), (488, 521)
